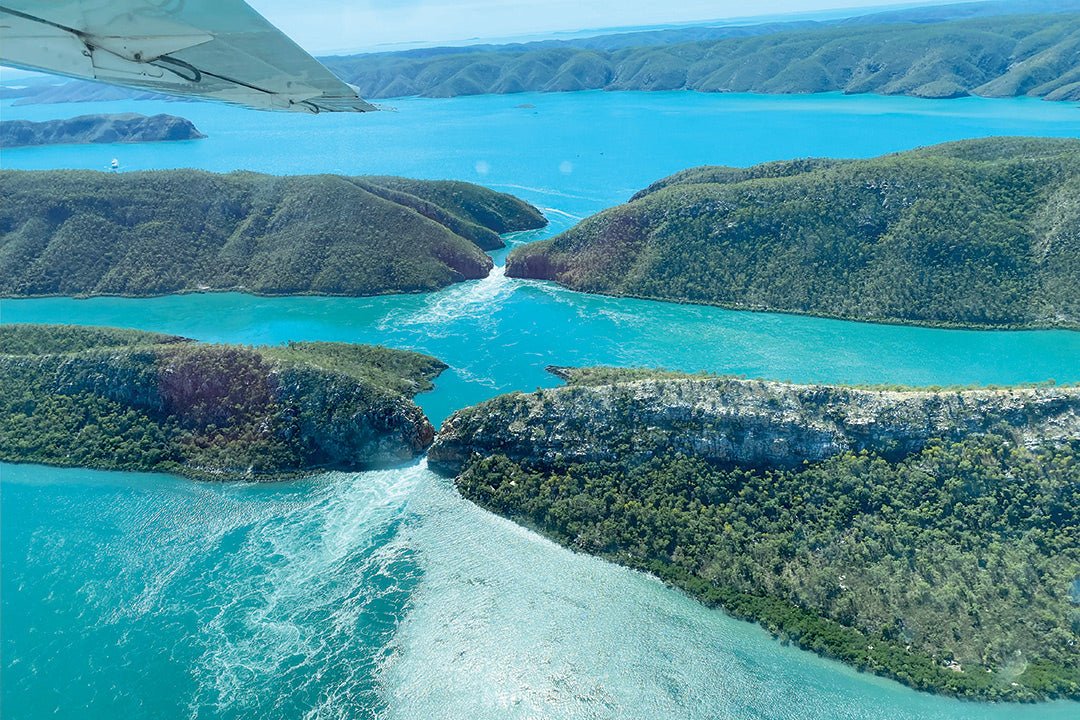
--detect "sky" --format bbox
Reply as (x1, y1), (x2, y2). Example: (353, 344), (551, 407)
(247, 0), (940, 54)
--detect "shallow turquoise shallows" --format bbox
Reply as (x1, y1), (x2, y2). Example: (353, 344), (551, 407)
(2, 90), (1079, 720)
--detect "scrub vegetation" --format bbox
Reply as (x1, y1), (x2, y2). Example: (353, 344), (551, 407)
(0, 113), (205, 148)
(0, 170), (546, 298)
(440, 370), (1080, 700)
(458, 440), (1080, 700)
(0, 324), (446, 479)
(507, 137), (1080, 329)
(327, 12), (1080, 102)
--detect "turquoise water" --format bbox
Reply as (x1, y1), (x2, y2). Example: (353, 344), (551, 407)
(2, 91), (1080, 719)
(5, 270), (1080, 426)
(4, 91), (1080, 221)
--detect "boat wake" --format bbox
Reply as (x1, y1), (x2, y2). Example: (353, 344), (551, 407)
(490, 183), (602, 203)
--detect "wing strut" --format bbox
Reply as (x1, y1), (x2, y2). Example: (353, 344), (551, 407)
(0, 1), (375, 113)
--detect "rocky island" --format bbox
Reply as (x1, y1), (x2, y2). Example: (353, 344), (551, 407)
(0, 324), (447, 480)
(432, 367), (1080, 700)
(0, 113), (206, 148)
(507, 137), (1080, 329)
(0, 170), (546, 297)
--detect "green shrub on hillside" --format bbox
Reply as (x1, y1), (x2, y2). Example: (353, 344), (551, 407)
(0, 171), (546, 298)
(508, 137), (1080, 329)
(0, 324), (446, 479)
(458, 435), (1080, 700)
(327, 14), (1080, 101)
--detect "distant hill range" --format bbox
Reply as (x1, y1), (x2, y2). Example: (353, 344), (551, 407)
(507, 137), (1080, 329)
(0, 80), (171, 105)
(7, 1), (1080, 105)
(0, 113), (205, 148)
(327, 9), (1080, 101)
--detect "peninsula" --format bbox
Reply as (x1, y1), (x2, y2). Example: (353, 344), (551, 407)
(0, 170), (546, 297)
(431, 367), (1080, 700)
(506, 137), (1080, 329)
(0, 113), (205, 148)
(0, 324), (447, 480)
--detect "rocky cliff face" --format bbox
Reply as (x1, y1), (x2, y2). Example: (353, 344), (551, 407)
(0, 113), (206, 147)
(430, 369), (1079, 475)
(276, 365), (436, 468)
(0, 325), (443, 480)
(439, 369), (1080, 701)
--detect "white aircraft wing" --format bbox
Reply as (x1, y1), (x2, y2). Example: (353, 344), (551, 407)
(0, 0), (375, 112)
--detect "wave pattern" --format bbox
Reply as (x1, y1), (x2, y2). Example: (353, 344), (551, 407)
(1, 465), (425, 720)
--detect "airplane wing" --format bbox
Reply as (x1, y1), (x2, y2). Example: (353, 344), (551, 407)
(0, 0), (375, 113)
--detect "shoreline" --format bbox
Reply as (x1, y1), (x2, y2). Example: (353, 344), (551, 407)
(505, 276), (1080, 332)
(456, 495), (1077, 703)
(7, 278), (1080, 333)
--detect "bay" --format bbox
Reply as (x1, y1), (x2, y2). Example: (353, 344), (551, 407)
(2, 90), (1079, 719)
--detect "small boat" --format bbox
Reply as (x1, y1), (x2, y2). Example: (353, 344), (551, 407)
(110, 158), (120, 171)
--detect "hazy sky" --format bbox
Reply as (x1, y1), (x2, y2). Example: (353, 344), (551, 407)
(248, 0), (936, 53)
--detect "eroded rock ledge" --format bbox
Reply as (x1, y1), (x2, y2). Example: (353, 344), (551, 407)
(430, 367), (1080, 700)
(0, 324), (447, 480)
(430, 367), (1079, 475)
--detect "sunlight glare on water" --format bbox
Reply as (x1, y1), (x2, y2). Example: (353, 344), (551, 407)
(382, 464), (1080, 720)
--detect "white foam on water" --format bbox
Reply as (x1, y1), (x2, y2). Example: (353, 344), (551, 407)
(537, 208), (585, 222)
(29, 464), (426, 719)
(489, 183), (602, 202)
(449, 363), (503, 391)
(185, 467), (427, 719)
(378, 267), (517, 336)
(376, 466), (1080, 720)
(6, 463), (1080, 719)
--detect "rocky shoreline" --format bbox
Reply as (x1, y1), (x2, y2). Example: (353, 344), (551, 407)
(506, 138), (1080, 330)
(0, 170), (546, 298)
(430, 367), (1080, 701)
(0, 325), (447, 480)
(431, 368), (1080, 475)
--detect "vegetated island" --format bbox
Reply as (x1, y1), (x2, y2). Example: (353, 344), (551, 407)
(430, 366), (1080, 701)
(323, 10), (1080, 101)
(0, 170), (546, 297)
(507, 137), (1080, 329)
(0, 324), (447, 480)
(0, 113), (206, 148)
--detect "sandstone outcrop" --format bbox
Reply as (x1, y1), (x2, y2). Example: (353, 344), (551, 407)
(431, 368), (1079, 474)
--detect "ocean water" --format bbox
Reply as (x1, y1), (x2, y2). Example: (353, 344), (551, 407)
(2, 90), (1079, 719)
